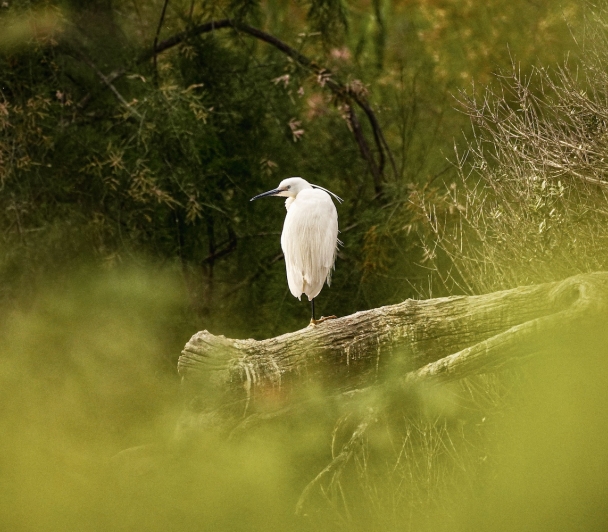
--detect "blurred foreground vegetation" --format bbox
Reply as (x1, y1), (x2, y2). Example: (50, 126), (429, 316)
(2, 1), (608, 531)
(1, 265), (607, 531)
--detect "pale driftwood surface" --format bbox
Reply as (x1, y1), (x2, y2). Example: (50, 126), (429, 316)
(178, 272), (608, 431)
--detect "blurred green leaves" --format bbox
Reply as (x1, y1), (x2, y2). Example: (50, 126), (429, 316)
(0, 5), (65, 51)
(1, 264), (608, 530)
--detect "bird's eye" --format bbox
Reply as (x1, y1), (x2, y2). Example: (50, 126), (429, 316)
(286, 185), (291, 190)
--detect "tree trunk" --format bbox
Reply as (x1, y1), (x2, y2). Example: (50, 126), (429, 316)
(178, 272), (608, 432)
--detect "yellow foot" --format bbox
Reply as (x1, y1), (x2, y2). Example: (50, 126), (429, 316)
(310, 315), (338, 326)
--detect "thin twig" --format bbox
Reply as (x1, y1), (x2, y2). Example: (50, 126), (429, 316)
(153, 0), (171, 83)
(221, 252), (284, 298)
(76, 51), (143, 119)
(347, 105), (382, 194)
(295, 408), (377, 515)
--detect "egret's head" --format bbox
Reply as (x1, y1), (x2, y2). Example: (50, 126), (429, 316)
(250, 177), (312, 201)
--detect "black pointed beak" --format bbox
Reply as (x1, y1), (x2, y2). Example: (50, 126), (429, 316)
(250, 188), (283, 201)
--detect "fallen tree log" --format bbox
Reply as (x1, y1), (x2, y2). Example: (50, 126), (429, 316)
(178, 272), (608, 433)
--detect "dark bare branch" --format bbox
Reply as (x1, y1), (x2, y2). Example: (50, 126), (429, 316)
(75, 50), (143, 119)
(90, 19), (394, 192)
(152, 0), (170, 83)
(347, 105), (382, 194)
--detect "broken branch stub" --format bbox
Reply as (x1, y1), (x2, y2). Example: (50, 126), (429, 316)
(178, 272), (608, 430)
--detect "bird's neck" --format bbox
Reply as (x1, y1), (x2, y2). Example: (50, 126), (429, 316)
(285, 197), (295, 211)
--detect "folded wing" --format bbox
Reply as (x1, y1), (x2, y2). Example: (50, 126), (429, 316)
(281, 189), (339, 300)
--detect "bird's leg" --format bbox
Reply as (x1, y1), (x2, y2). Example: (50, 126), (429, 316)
(309, 298), (337, 326)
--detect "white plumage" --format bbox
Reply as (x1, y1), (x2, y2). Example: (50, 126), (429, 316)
(250, 177), (341, 323)
(282, 186), (338, 300)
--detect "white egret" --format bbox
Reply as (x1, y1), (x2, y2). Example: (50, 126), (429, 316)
(251, 177), (342, 325)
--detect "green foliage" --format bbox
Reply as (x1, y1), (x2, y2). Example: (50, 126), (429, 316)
(416, 7), (608, 294)
(306, 0), (348, 43)
(0, 0), (585, 335)
(3, 4), (608, 530)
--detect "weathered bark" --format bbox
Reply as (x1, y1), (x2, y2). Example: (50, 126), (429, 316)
(178, 272), (608, 432)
